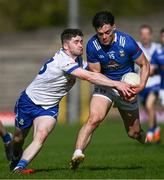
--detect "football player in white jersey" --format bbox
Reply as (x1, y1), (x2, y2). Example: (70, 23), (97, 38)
(137, 25), (161, 143)
(0, 121), (12, 161)
(10, 28), (134, 173)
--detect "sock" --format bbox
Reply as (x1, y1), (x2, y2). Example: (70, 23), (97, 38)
(74, 149), (82, 155)
(148, 126), (156, 133)
(2, 132), (12, 144)
(16, 159), (29, 169)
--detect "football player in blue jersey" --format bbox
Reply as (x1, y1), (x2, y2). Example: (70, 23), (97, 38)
(137, 25), (161, 143)
(0, 121), (12, 160)
(150, 28), (164, 142)
(10, 28), (133, 174)
(70, 11), (150, 170)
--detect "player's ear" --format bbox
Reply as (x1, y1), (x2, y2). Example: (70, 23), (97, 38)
(63, 42), (69, 50)
(113, 24), (116, 30)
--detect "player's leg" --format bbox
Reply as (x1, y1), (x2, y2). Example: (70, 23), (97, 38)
(75, 96), (112, 150)
(10, 127), (30, 171)
(118, 108), (146, 144)
(145, 92), (157, 128)
(14, 115), (56, 172)
(70, 95), (112, 169)
(145, 92), (160, 143)
(153, 89), (164, 143)
(0, 121), (13, 160)
(0, 121), (8, 137)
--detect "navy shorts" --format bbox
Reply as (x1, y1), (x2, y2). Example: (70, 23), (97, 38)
(14, 91), (59, 129)
(139, 85), (159, 105)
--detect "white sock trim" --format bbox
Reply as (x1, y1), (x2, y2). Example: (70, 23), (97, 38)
(74, 149), (82, 155)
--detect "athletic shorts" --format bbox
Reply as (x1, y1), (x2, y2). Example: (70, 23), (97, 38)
(14, 91), (59, 129)
(93, 85), (139, 111)
(159, 89), (164, 106)
(139, 84), (159, 105)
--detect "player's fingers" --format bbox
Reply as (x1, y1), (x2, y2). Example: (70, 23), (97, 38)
(121, 89), (126, 96)
(124, 89), (131, 97)
(128, 88), (135, 94)
(130, 89), (136, 95)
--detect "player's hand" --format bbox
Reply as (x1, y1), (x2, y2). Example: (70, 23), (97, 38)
(122, 84), (144, 102)
(123, 93), (137, 102)
(130, 84), (144, 94)
(114, 81), (135, 97)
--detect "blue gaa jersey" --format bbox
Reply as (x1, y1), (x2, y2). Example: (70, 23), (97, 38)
(151, 45), (164, 89)
(86, 30), (143, 81)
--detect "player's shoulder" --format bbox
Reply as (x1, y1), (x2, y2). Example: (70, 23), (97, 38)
(50, 48), (74, 68)
(115, 30), (133, 40)
(87, 34), (97, 44)
(147, 42), (161, 56)
(53, 48), (70, 62)
(156, 44), (163, 54)
(115, 30), (136, 48)
(151, 42), (161, 51)
(151, 42), (160, 47)
(86, 34), (100, 50)
(54, 48), (67, 58)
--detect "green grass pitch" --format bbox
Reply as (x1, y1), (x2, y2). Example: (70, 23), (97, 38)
(0, 120), (164, 179)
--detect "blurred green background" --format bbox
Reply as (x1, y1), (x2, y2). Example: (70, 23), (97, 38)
(0, 0), (164, 32)
(0, 0), (164, 123)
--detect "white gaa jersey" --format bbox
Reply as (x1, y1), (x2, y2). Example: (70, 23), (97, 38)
(137, 42), (161, 88)
(26, 48), (82, 109)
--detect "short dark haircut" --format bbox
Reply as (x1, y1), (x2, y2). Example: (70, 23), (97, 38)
(160, 28), (164, 34)
(140, 24), (153, 33)
(61, 28), (83, 44)
(92, 11), (115, 29)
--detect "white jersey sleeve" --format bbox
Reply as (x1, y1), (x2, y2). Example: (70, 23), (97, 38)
(58, 52), (79, 73)
(137, 42), (161, 88)
(137, 42), (160, 61)
(26, 48), (80, 109)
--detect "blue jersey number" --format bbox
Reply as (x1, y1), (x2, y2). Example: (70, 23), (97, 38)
(39, 58), (54, 75)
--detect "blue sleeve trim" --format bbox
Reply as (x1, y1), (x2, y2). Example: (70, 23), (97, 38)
(132, 49), (142, 61)
(150, 51), (158, 64)
(66, 65), (79, 74)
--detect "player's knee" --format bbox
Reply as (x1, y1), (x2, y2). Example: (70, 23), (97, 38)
(87, 113), (103, 128)
(35, 129), (48, 144)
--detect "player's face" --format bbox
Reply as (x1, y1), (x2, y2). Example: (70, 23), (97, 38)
(66, 36), (83, 57)
(140, 28), (152, 45)
(96, 24), (115, 45)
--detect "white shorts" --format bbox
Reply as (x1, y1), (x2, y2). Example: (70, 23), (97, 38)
(159, 89), (164, 106)
(93, 85), (139, 111)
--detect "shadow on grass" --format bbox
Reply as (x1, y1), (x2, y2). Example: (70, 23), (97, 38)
(83, 165), (143, 171)
(35, 167), (67, 173)
(34, 165), (142, 173)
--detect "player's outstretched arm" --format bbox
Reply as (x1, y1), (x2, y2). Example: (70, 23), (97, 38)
(71, 67), (133, 97)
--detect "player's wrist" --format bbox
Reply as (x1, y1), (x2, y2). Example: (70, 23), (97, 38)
(139, 83), (145, 90)
(112, 80), (119, 88)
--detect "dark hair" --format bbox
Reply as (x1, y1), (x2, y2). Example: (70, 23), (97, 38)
(160, 28), (164, 34)
(61, 28), (83, 44)
(140, 24), (153, 33)
(92, 11), (115, 29)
